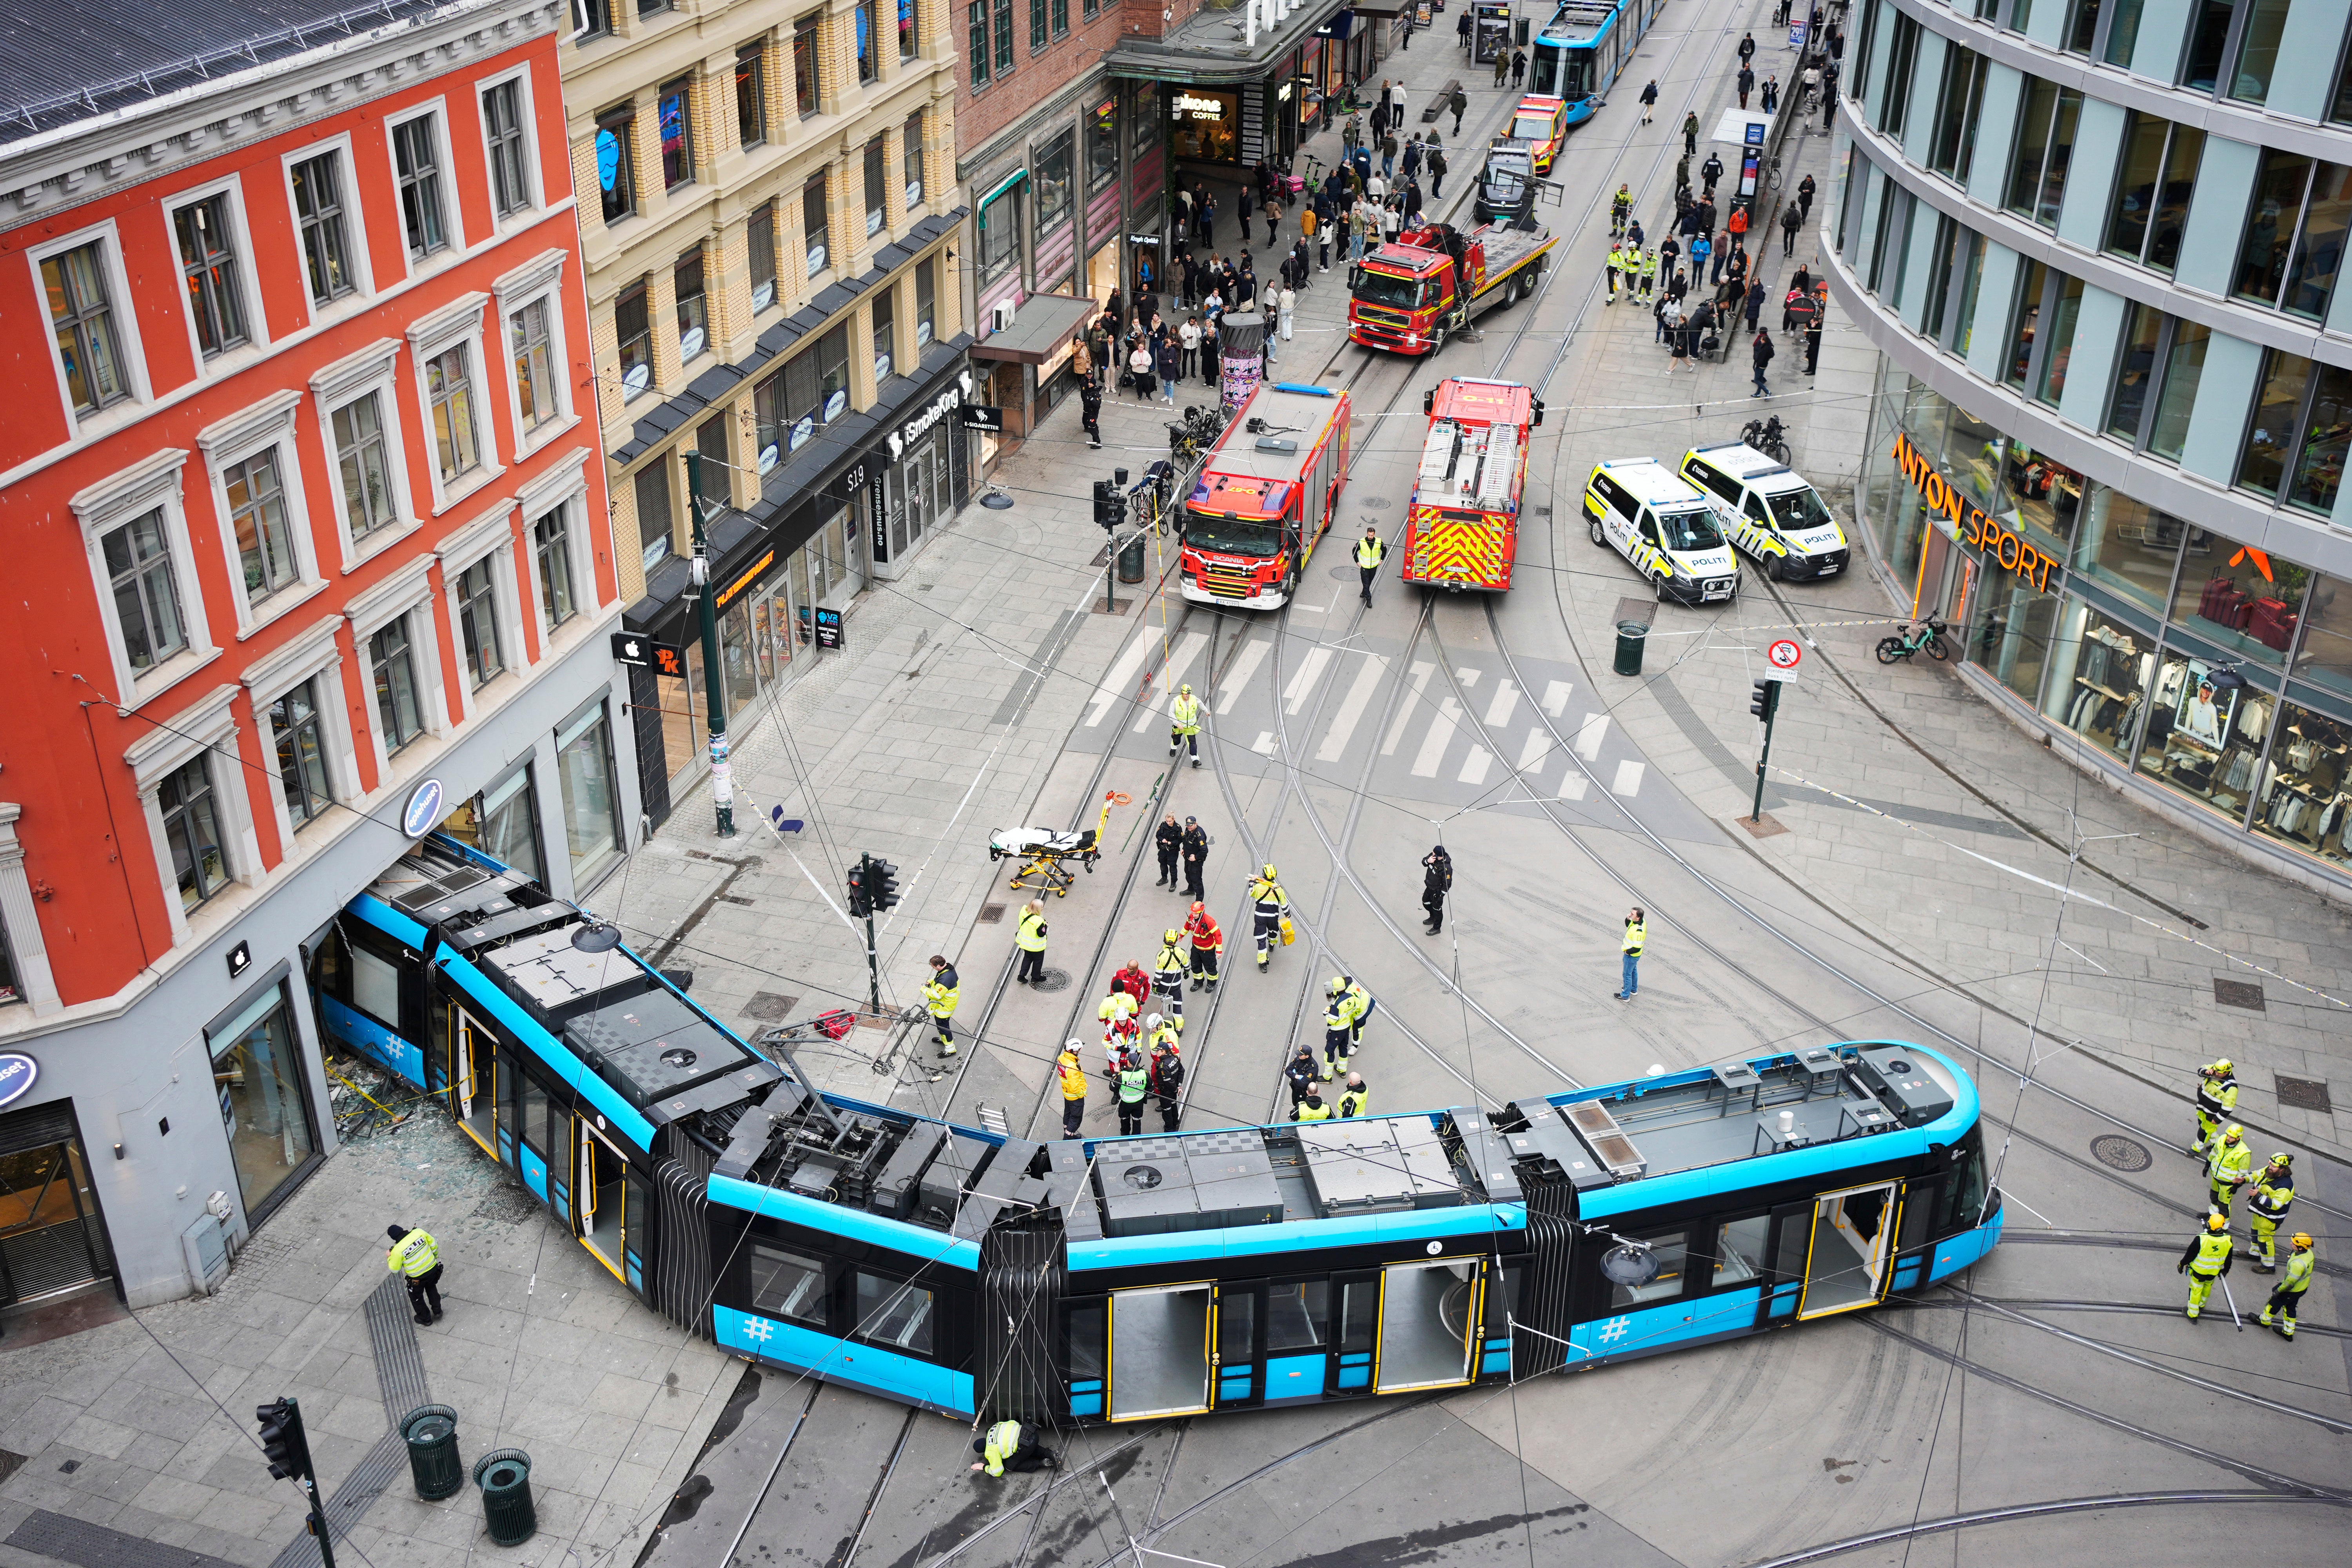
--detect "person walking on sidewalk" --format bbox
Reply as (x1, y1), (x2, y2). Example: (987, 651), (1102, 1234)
(1780, 200), (1803, 256)
(1797, 172), (1818, 223)
(1638, 246), (1658, 302)
(1616, 908), (1646, 999)
(1494, 45), (1510, 87)
(1421, 844), (1452, 933)
(1737, 65), (1754, 109)
(1806, 311), (1823, 375)
(1511, 47), (1528, 85)
(1428, 142), (1448, 200)
(1821, 63), (1839, 128)
(1185, 900), (1223, 990)
(1738, 30), (1756, 69)
(1683, 110), (1699, 157)
(1457, 8), (1472, 51)
(924, 956), (960, 1057)
(388, 1224), (444, 1324)
(1381, 131), (1399, 180)
(1449, 85), (1468, 136)
(1080, 375), (1103, 448)
(1751, 327), (1776, 396)
(1355, 524), (1387, 604)
(1181, 817), (1210, 899)
(1701, 151), (1724, 197)
(1279, 284), (1296, 340)
(1127, 338), (1154, 402)
(1015, 901), (1049, 984)
(1604, 240), (1626, 303)
(1247, 863), (1291, 971)
(1056, 1044), (1087, 1136)
(1761, 74), (1779, 112)
(1639, 79), (1657, 122)
(1744, 275), (1766, 333)
(1390, 77), (1408, 124)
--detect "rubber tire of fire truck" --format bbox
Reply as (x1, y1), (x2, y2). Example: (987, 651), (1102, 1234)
(1428, 326), (1447, 354)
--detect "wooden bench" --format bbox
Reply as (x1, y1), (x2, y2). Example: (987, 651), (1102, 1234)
(1420, 80), (1460, 123)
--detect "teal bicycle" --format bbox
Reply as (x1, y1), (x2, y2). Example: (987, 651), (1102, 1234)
(1875, 618), (1950, 664)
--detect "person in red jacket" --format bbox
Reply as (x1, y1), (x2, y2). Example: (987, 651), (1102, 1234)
(1111, 960), (1151, 1009)
(1183, 902), (1223, 991)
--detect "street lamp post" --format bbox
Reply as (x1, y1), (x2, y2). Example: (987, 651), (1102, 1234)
(685, 450), (735, 838)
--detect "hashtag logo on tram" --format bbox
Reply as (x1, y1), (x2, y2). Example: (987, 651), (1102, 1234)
(1598, 1316), (1631, 1345)
(741, 1317), (775, 1345)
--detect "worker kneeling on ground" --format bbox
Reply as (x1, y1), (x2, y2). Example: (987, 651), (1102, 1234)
(2261, 1233), (2315, 1339)
(971, 1419), (1060, 1475)
(2178, 1212), (2233, 1321)
(1248, 863), (1292, 972)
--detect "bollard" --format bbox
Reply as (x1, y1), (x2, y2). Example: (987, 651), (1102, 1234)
(472, 1448), (536, 1546)
(1612, 621), (1648, 676)
(401, 1404), (463, 1501)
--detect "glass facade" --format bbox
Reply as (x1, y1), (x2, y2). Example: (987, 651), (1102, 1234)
(207, 982), (320, 1218)
(557, 699), (621, 884)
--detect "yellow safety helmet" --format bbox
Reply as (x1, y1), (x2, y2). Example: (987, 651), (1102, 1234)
(1180, 682), (1194, 696)
(2269, 1151), (2294, 1167)
(2210, 1058), (2233, 1074)
(1164, 928), (1181, 945)
(1262, 863), (1278, 880)
(2207, 1213), (2228, 1231)
(2222, 1124), (2243, 1142)
(2292, 1232), (2314, 1249)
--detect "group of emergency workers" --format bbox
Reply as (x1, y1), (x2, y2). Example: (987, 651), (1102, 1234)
(2178, 1059), (2313, 1338)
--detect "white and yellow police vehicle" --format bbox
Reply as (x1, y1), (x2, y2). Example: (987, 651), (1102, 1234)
(1677, 444), (1851, 582)
(1583, 459), (1741, 604)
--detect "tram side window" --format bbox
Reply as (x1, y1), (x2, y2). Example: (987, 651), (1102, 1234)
(1218, 1292), (1255, 1363)
(519, 1070), (552, 1158)
(1265, 1280), (1328, 1351)
(1065, 1300), (1106, 1380)
(1336, 1279), (1377, 1354)
(749, 1243), (831, 1326)
(350, 940), (403, 1029)
(1612, 1230), (1690, 1308)
(854, 1270), (935, 1356)
(1713, 1216), (1769, 1288)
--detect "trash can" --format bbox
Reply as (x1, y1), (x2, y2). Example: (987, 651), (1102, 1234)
(1118, 529), (1147, 584)
(401, 1405), (463, 1501)
(473, 1448), (536, 1546)
(1612, 621), (1648, 677)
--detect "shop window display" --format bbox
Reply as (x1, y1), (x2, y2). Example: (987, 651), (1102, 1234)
(1169, 88), (1237, 163)
(2070, 485), (2183, 614)
(1992, 443), (2082, 556)
(2169, 527), (2306, 665)
(2295, 573), (2352, 701)
(2252, 701), (2352, 867)
(2040, 598), (2156, 762)
(1967, 574), (2059, 704)
(2136, 649), (2276, 822)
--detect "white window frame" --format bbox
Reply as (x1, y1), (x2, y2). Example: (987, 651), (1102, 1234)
(121, 682), (262, 946)
(345, 557), (450, 780)
(0, 804), (62, 1014)
(492, 248), (579, 462)
(437, 500), (526, 717)
(476, 63), (547, 229)
(26, 218), (151, 440)
(278, 133), (377, 326)
(196, 389), (326, 637)
(515, 447), (595, 637)
(312, 338), (420, 570)
(71, 447), (217, 711)
(384, 98), (466, 277)
(241, 613), (363, 862)
(405, 291), (503, 514)
(163, 174), (272, 380)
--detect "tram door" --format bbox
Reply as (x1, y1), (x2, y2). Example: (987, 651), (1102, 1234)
(449, 1007), (498, 1158)
(1373, 1257), (1483, 1393)
(1106, 1281), (1215, 1420)
(576, 1121), (647, 1289)
(1796, 1182), (1900, 1319)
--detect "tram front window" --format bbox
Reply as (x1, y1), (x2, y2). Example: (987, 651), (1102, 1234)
(1562, 51), (1594, 99)
(1530, 44), (1561, 96)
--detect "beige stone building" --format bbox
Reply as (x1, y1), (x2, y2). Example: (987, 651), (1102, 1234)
(566, 0), (970, 824)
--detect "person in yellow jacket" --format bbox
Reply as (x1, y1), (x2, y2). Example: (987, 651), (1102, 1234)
(387, 1223), (444, 1325)
(1336, 1072), (1371, 1118)
(1604, 238), (1624, 302)
(1055, 1042), (1087, 1137)
(1637, 246), (1658, 303)
(1355, 526), (1386, 606)
(2260, 1232), (2314, 1339)
(1014, 901), (1048, 984)
(2246, 1152), (2294, 1270)
(2178, 1212), (2233, 1321)
(924, 955), (960, 1057)
(2206, 1124), (2253, 1218)
(1247, 864), (1291, 972)
(1616, 907), (1646, 999)
(1292, 1086), (1334, 1122)
(1169, 682), (1202, 767)
(971, 1418), (1058, 1475)
(1152, 928), (1189, 1022)
(2192, 1058), (2237, 1153)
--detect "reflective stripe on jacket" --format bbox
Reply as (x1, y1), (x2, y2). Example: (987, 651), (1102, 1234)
(2188, 1231), (2233, 1276)
(984, 1420), (1023, 1476)
(1171, 693), (1202, 734)
(1016, 912), (1048, 952)
(389, 1230), (439, 1278)
(1622, 921), (1646, 955)
(1356, 536), (1385, 568)
(2280, 1250), (2315, 1294)
(924, 968), (959, 1018)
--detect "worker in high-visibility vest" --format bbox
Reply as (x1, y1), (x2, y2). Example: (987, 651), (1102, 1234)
(2192, 1059), (2237, 1153)
(971, 1418), (1059, 1475)
(923, 955), (960, 1057)
(1616, 908), (1646, 1000)
(1152, 928), (1189, 1021)
(1014, 901), (1048, 984)
(1355, 526), (1387, 606)
(2178, 1212), (2233, 1321)
(1337, 1073), (1371, 1118)
(1055, 1043), (1087, 1138)
(2260, 1233), (2315, 1339)
(1246, 864), (1290, 972)
(1292, 1087), (1334, 1122)
(2246, 1152), (2295, 1271)
(2206, 1124), (2254, 1218)
(387, 1224), (444, 1325)
(1169, 682), (1202, 767)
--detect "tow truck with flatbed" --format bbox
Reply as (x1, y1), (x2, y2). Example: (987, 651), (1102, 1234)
(1347, 220), (1555, 355)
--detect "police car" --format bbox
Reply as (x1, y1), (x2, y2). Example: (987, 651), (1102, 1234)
(1678, 443), (1851, 581)
(1583, 459), (1741, 604)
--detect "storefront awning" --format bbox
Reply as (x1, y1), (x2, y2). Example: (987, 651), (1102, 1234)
(1105, 0), (1359, 85)
(1348, 0), (1409, 15)
(970, 292), (1100, 365)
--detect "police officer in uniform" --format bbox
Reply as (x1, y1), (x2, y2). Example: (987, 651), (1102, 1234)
(1014, 900), (1049, 984)
(387, 1224), (444, 1325)
(1356, 526), (1387, 605)
(923, 955), (960, 1057)
(1152, 928), (1189, 1021)
(2261, 1233), (2315, 1339)
(1337, 1072), (1371, 1118)
(2207, 1123), (2253, 1218)
(1420, 844), (1452, 933)
(1181, 817), (1210, 899)
(1154, 813), (1184, 888)
(2192, 1058), (2238, 1153)
(1114, 1050), (1151, 1135)
(1147, 1023), (1186, 1132)
(1247, 863), (1291, 972)
(971, 1419), (1059, 1475)
(2178, 1212), (2234, 1321)
(2246, 1153), (2295, 1271)
(1169, 682), (1203, 767)
(1287, 1044), (1321, 1109)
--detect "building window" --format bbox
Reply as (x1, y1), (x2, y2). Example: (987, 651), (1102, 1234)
(2240, 348), (2352, 515)
(636, 462), (673, 570)
(968, 0), (989, 85)
(1085, 96), (1118, 196)
(174, 195), (249, 359)
(1876, 15), (1920, 139)
(2181, 0), (2235, 93)
(290, 152), (356, 304)
(2147, 321), (2208, 461)
(640, 0), (670, 15)
(900, 0), (917, 58)
(2229, 0), (2292, 105)
(993, 0), (1013, 75)
(1926, 47), (1985, 185)
(392, 114), (450, 259)
(1919, 216), (1970, 349)
(483, 81), (532, 218)
(456, 557), (504, 688)
(675, 247), (709, 360)
(2005, 78), (2083, 229)
(425, 343), (481, 482)
(2034, 273), (2085, 407)
(103, 510), (187, 673)
(574, 0), (611, 39)
(904, 113), (925, 208)
(1052, 0), (1067, 37)
(2004, 258), (2049, 390)
(795, 13), (822, 114)
(749, 201), (779, 311)
(616, 279), (652, 399)
(915, 255), (935, 345)
(43, 240), (129, 415)
(597, 107), (636, 225)
(269, 678), (332, 826)
(858, 1), (880, 82)
(754, 325), (851, 459)
(2061, 0), (2100, 54)
(1084, 0), (1098, 16)
(508, 298), (559, 434)
(805, 175), (831, 276)
(371, 618), (425, 751)
(224, 447), (298, 604)
(872, 284), (895, 381)
(535, 506), (577, 628)
(2106, 301), (2163, 442)
(2107, 114), (2201, 274)
(2334, 43), (2352, 125)
(659, 76), (695, 190)
(1036, 131), (1074, 238)
(2102, 0), (2142, 65)
(737, 42), (768, 149)
(557, 700), (622, 879)
(864, 138), (888, 236)
(160, 757), (228, 912)
(978, 189), (1020, 281)
(1029, 0), (1045, 53)
(2234, 151), (2352, 321)
(695, 415), (728, 506)
(332, 392), (399, 539)
(1131, 82), (1156, 154)
(210, 983), (319, 1218)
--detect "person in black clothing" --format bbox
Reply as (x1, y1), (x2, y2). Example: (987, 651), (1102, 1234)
(1820, 64), (1838, 129)
(1155, 814), (1183, 887)
(1511, 47), (1528, 85)
(1780, 201), (1802, 255)
(1737, 65), (1754, 109)
(1181, 817), (1209, 899)
(1737, 31), (1756, 67)
(1286, 1045), (1320, 1109)
(1744, 276), (1766, 332)
(1639, 80), (1658, 123)
(1421, 845), (1453, 934)
(1751, 328), (1776, 397)
(1700, 153), (1724, 198)
(1080, 376), (1103, 448)
(1797, 173), (1817, 222)
(1805, 315), (1824, 374)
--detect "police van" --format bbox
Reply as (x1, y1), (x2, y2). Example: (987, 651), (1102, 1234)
(1583, 459), (1741, 604)
(1678, 444), (1850, 581)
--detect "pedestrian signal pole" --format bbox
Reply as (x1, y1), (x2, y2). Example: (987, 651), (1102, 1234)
(1095, 468), (1129, 612)
(852, 853), (900, 1013)
(1748, 676), (1783, 824)
(258, 1397), (334, 1568)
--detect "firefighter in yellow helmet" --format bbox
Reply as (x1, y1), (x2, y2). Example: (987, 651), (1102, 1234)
(2192, 1058), (2237, 1153)
(2177, 1212), (2232, 1321)
(2259, 1233), (2314, 1339)
(1246, 863), (1290, 973)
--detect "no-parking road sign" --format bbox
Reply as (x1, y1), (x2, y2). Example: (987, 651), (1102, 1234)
(1766, 638), (1803, 682)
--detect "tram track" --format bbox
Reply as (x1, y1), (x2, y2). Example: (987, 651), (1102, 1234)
(1738, 1489), (2349, 1568)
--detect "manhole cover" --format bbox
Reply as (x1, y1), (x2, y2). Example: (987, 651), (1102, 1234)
(978, 904), (1007, 924)
(2277, 1075), (2334, 1114)
(1360, 497), (1391, 510)
(1329, 564), (1359, 581)
(1033, 967), (1071, 993)
(742, 991), (798, 1022)
(2090, 1134), (2153, 1172)
(2213, 977), (2265, 1011)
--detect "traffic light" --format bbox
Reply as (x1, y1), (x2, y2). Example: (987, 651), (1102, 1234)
(864, 857), (901, 912)
(1093, 480), (1123, 532)
(256, 1398), (310, 1481)
(1749, 678), (1780, 723)
(846, 865), (872, 919)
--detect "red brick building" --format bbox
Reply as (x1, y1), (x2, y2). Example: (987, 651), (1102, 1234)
(0, 0), (639, 1310)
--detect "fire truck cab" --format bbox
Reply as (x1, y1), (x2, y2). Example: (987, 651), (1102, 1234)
(1178, 384), (1353, 609)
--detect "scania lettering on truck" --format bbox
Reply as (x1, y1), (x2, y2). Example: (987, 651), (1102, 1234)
(1178, 383), (1353, 609)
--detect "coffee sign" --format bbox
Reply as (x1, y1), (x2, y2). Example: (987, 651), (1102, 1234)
(1891, 431), (2058, 593)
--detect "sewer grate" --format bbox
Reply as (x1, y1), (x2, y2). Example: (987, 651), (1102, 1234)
(741, 991), (799, 1022)
(2212, 977), (2265, 1011)
(1032, 968), (1072, 993)
(2090, 1134), (2153, 1172)
(978, 904), (1007, 924)
(1359, 497), (1391, 510)
(2276, 1076), (2334, 1114)
(718, 893), (755, 907)
(10, 1509), (242, 1568)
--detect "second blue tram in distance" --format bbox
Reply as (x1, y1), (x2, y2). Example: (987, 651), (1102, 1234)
(322, 838), (2002, 1428)
(1528, 0), (1665, 126)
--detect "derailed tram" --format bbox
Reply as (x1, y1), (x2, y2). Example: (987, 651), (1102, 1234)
(324, 838), (2002, 1426)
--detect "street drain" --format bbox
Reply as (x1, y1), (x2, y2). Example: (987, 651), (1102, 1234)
(2213, 977), (2265, 1011)
(1033, 968), (1072, 993)
(2090, 1134), (2153, 1172)
(2277, 1076), (2334, 1114)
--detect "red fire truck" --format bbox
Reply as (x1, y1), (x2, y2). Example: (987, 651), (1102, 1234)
(1177, 383), (1353, 609)
(1347, 220), (1555, 355)
(1401, 378), (1542, 592)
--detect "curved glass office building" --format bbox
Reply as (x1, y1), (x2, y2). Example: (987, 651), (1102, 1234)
(1827, 0), (2352, 894)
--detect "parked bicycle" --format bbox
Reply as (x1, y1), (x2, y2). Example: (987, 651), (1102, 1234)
(1743, 415), (1790, 465)
(1875, 618), (1951, 664)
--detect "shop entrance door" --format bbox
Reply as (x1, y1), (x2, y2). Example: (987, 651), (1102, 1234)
(0, 1111), (114, 1307)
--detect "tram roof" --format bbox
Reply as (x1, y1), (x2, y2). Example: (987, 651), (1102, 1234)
(1537, 0), (1621, 43)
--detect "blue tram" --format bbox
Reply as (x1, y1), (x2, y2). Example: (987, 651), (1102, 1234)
(1527, 0), (1664, 127)
(323, 839), (2002, 1426)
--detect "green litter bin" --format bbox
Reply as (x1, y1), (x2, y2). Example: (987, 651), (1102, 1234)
(1612, 621), (1648, 676)
(401, 1405), (463, 1501)
(473, 1448), (536, 1546)
(1118, 528), (1147, 583)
